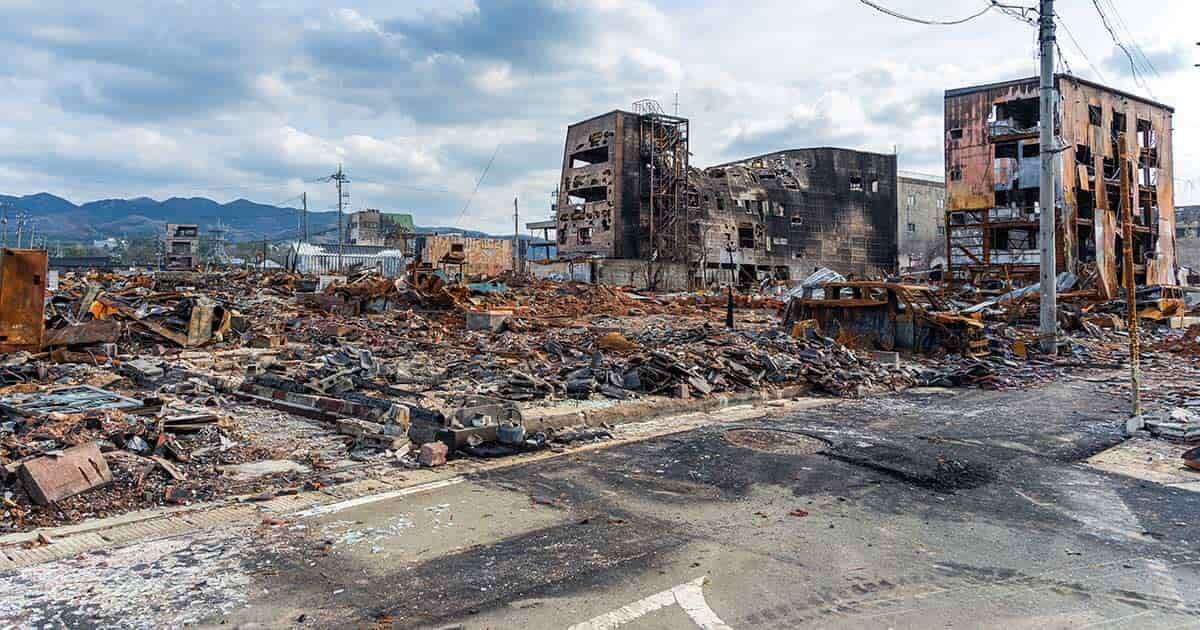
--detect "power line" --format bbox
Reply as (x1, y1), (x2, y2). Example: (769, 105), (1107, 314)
(1102, 0), (1161, 80)
(1057, 15), (1109, 83)
(452, 145), (500, 229)
(855, 0), (995, 25)
(1090, 0), (1154, 97)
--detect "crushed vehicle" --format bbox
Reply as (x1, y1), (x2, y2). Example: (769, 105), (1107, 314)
(783, 281), (987, 356)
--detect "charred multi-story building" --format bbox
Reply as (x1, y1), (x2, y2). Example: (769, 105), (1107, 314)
(163, 223), (199, 269)
(944, 75), (1175, 296)
(555, 105), (898, 286)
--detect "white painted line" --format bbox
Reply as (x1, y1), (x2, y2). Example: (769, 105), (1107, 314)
(568, 576), (731, 630)
(291, 477), (465, 518)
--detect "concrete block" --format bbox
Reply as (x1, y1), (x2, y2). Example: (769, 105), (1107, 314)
(465, 310), (512, 332)
(418, 442), (448, 467)
(871, 351), (900, 368)
(19, 442), (112, 505)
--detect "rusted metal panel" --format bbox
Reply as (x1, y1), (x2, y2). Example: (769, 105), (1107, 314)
(0, 248), (47, 352)
(19, 442), (112, 505)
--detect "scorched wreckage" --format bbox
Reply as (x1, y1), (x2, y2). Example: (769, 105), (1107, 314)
(944, 74), (1177, 295)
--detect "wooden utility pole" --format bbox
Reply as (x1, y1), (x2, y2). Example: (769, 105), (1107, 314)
(1118, 135), (1142, 417)
(1037, 0), (1059, 354)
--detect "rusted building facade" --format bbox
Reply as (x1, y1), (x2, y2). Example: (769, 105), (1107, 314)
(944, 75), (1175, 297)
(414, 234), (513, 278)
(556, 107), (898, 286)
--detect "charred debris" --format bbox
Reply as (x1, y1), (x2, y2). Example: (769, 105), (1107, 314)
(0, 246), (1196, 533)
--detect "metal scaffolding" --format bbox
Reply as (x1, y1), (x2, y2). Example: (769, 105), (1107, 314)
(633, 99), (690, 268)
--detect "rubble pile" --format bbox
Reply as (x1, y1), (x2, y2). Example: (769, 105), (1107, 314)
(2, 262), (1197, 533)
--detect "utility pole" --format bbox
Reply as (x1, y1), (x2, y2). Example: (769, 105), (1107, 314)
(1, 206), (7, 248)
(1118, 136), (1142, 417)
(1037, 0), (1058, 354)
(301, 192), (309, 242)
(329, 165), (349, 273)
(513, 195), (520, 276)
(15, 212), (25, 248)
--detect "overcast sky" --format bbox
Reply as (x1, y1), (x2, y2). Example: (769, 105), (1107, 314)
(0, 0), (1196, 234)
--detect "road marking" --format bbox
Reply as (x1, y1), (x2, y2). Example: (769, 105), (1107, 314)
(568, 576), (731, 630)
(292, 477), (465, 517)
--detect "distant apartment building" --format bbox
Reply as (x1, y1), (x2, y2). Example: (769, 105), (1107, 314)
(347, 209), (415, 249)
(944, 74), (1175, 296)
(1176, 205), (1200, 277)
(897, 171), (946, 272)
(163, 223), (199, 269)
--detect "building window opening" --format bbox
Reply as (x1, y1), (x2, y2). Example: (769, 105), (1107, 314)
(1088, 105), (1102, 126)
(906, 223), (917, 234)
(950, 167), (963, 181)
(1075, 144), (1092, 164)
(737, 226), (755, 249)
(849, 175), (864, 191)
(1022, 143), (1040, 158)
(1137, 119), (1156, 149)
(871, 180), (879, 193)
(995, 142), (1019, 159)
(1111, 111), (1127, 136)
(577, 227), (593, 245)
(568, 186), (607, 204)
(993, 98), (1040, 131)
(450, 243), (465, 254)
(949, 128), (964, 140)
(570, 146), (608, 168)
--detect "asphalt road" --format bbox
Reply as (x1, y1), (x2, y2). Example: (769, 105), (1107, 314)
(4, 375), (1200, 629)
(207, 376), (1200, 629)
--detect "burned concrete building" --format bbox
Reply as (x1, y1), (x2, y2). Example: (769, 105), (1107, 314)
(347, 209), (415, 249)
(897, 171), (946, 273)
(944, 75), (1176, 297)
(555, 105), (898, 287)
(163, 224), (199, 269)
(1175, 205), (1200, 280)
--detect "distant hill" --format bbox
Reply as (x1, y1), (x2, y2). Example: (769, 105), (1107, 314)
(0, 193), (521, 243)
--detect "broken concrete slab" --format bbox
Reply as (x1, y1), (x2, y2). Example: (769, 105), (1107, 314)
(19, 442), (112, 505)
(465, 310), (511, 332)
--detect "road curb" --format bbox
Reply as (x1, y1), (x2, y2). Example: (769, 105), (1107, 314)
(522, 384), (811, 432)
(0, 387), (820, 570)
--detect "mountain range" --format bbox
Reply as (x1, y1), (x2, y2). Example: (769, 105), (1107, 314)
(0, 193), (497, 242)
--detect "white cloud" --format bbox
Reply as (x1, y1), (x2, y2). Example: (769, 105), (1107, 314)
(0, 0), (1196, 234)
